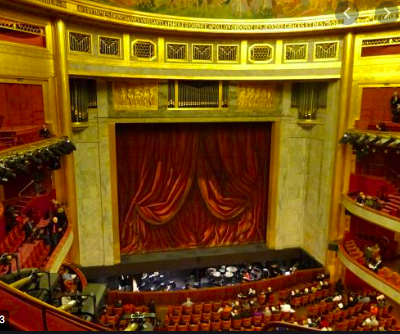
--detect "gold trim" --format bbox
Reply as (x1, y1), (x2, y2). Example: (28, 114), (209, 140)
(54, 19), (80, 264)
(266, 121), (280, 249)
(0, 16), (45, 36)
(248, 43), (274, 64)
(158, 37), (164, 63)
(325, 32), (354, 281)
(68, 69), (341, 80)
(166, 42), (188, 62)
(362, 36), (400, 47)
(131, 38), (157, 61)
(284, 43), (308, 63)
(67, 30), (93, 55)
(98, 35), (122, 58)
(9, 0), (400, 34)
(109, 124), (121, 264)
(192, 43), (213, 63)
(313, 41), (340, 62)
(217, 44), (240, 63)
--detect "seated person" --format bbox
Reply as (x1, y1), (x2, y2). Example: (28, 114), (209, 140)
(62, 268), (77, 294)
(182, 297), (193, 308)
(39, 125), (51, 139)
(356, 192), (366, 204)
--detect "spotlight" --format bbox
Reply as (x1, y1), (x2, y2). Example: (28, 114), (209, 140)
(381, 137), (396, 147)
(357, 135), (370, 146)
(5, 158), (28, 173)
(48, 158), (61, 171)
(368, 136), (382, 146)
(49, 145), (63, 157)
(26, 151), (42, 164)
(64, 139), (76, 151)
(348, 134), (361, 145)
(339, 132), (353, 144)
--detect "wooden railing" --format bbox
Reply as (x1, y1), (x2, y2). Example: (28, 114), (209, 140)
(0, 279), (108, 331)
(264, 321), (321, 331)
(338, 242), (400, 303)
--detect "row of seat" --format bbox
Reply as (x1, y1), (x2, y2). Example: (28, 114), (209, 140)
(20, 240), (50, 269)
(344, 240), (400, 287)
(0, 225), (25, 254)
(99, 304), (149, 330)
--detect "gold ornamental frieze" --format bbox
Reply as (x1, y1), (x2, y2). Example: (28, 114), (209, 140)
(237, 83), (276, 111)
(113, 81), (158, 111)
(10, 0), (400, 34)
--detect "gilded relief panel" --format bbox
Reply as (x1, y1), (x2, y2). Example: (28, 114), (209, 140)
(113, 81), (158, 111)
(237, 83), (276, 111)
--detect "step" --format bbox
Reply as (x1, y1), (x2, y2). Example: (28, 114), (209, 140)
(384, 204), (399, 211)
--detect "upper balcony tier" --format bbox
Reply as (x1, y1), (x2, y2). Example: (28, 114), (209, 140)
(342, 194), (400, 234)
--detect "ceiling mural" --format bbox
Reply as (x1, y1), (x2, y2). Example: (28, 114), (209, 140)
(90, 0), (400, 19)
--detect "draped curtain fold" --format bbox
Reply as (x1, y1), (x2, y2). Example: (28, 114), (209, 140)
(117, 123), (270, 254)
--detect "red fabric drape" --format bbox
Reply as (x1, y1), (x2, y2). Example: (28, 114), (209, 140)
(0, 83), (44, 128)
(117, 123), (270, 254)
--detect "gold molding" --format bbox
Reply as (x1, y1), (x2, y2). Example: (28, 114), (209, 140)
(98, 35), (122, 58)
(166, 42), (188, 62)
(113, 81), (158, 111)
(284, 43), (308, 63)
(248, 43), (274, 64)
(192, 43), (213, 63)
(217, 44), (240, 63)
(131, 38), (157, 61)
(313, 41), (339, 62)
(10, 0), (400, 34)
(237, 82), (276, 110)
(109, 124), (121, 264)
(67, 30), (93, 55)
(362, 36), (400, 47)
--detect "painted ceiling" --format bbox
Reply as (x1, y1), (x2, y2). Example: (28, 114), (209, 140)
(89, 0), (399, 19)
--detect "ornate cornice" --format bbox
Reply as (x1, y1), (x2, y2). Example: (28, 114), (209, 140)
(10, 0), (400, 34)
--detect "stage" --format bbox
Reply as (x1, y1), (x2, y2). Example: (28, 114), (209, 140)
(80, 243), (322, 280)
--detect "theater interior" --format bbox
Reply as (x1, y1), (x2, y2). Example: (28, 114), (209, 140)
(2, 0), (400, 331)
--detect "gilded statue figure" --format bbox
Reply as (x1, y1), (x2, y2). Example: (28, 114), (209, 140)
(237, 83), (276, 111)
(114, 82), (158, 110)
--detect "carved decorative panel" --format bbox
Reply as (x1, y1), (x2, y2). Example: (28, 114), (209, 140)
(113, 82), (158, 110)
(99, 36), (120, 57)
(284, 44), (308, 62)
(362, 37), (400, 46)
(314, 41), (339, 60)
(218, 45), (239, 62)
(192, 44), (213, 62)
(237, 83), (276, 110)
(166, 43), (187, 61)
(132, 40), (156, 60)
(0, 17), (45, 35)
(248, 44), (274, 63)
(69, 32), (91, 53)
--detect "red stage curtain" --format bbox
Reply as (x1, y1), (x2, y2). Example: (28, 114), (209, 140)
(117, 123), (270, 254)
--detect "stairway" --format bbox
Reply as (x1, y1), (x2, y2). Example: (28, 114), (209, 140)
(382, 194), (400, 217)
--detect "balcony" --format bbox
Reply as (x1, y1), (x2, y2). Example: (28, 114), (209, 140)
(338, 242), (400, 303)
(342, 194), (400, 234)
